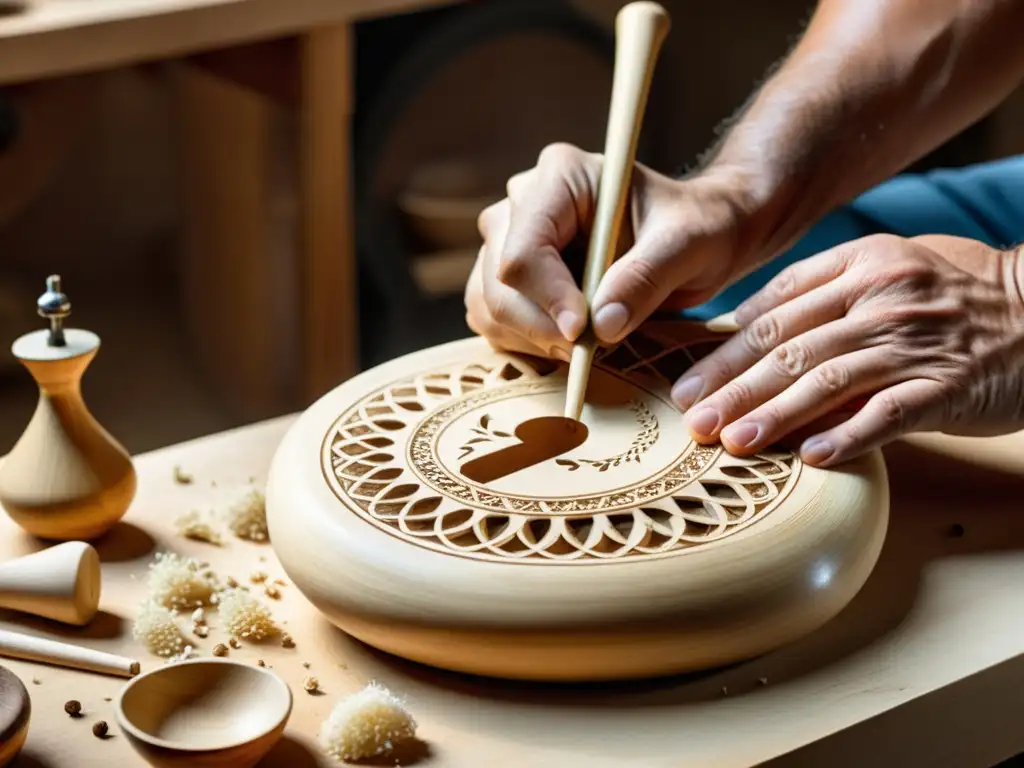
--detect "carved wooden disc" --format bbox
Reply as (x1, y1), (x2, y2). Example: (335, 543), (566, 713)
(267, 321), (890, 681)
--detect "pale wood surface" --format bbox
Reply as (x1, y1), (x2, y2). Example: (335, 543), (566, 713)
(117, 659), (292, 767)
(0, 542), (101, 626)
(0, 0), (458, 86)
(266, 327), (890, 682)
(0, 415), (1022, 766)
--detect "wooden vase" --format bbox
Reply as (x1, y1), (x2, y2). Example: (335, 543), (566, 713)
(0, 277), (135, 541)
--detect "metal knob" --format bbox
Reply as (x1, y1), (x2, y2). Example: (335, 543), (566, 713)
(37, 274), (70, 347)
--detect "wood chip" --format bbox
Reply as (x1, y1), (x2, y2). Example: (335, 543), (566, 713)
(173, 465), (194, 484)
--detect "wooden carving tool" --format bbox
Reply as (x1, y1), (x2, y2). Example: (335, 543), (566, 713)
(0, 628), (139, 678)
(564, 1), (670, 421)
(0, 541), (101, 626)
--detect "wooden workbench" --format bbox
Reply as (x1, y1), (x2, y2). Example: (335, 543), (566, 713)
(1, 413), (1023, 767)
(0, 0), (461, 421)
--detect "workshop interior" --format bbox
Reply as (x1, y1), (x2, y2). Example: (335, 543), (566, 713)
(0, 0), (1022, 766)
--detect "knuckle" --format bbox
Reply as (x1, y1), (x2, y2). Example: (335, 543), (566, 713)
(769, 265), (797, 300)
(812, 362), (851, 397)
(496, 251), (529, 288)
(477, 200), (505, 238)
(505, 171), (530, 201)
(769, 340), (812, 378)
(538, 142), (582, 167)
(743, 313), (783, 356)
(719, 379), (755, 414)
(873, 391), (907, 433)
(619, 257), (661, 297)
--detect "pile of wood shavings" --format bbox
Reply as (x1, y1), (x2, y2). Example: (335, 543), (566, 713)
(174, 510), (223, 545)
(214, 588), (278, 640)
(227, 489), (268, 542)
(147, 552), (219, 609)
(132, 601), (186, 657)
(318, 682), (417, 762)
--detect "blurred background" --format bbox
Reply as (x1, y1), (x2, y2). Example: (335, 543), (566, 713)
(0, 0), (1020, 456)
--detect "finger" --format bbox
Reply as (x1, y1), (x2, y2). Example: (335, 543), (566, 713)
(798, 378), (946, 466)
(715, 347), (907, 454)
(682, 316), (886, 445)
(589, 221), (706, 344)
(481, 199), (573, 357)
(672, 276), (857, 410)
(497, 144), (597, 341)
(733, 245), (859, 326)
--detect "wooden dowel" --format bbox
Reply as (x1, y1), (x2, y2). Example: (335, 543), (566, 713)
(0, 628), (140, 678)
(564, 1), (670, 421)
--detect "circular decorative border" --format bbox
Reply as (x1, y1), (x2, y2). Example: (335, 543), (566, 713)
(319, 336), (802, 564)
(408, 376), (714, 513)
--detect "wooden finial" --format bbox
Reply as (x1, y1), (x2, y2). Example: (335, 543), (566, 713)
(0, 276), (136, 541)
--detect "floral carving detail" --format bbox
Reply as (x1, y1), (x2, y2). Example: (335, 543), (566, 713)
(457, 413), (513, 460)
(320, 324), (801, 564)
(555, 400), (659, 472)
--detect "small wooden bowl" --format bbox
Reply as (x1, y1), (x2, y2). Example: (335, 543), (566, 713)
(397, 159), (505, 251)
(115, 659), (292, 768)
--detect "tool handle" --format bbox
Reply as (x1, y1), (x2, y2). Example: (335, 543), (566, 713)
(564, 1), (670, 420)
(0, 628), (140, 678)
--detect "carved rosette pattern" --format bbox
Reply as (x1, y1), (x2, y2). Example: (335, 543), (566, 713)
(322, 329), (801, 563)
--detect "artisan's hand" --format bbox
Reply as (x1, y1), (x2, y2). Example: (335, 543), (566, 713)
(464, 143), (748, 360)
(674, 234), (1024, 466)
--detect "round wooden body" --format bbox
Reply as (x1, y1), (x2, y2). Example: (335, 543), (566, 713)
(267, 321), (890, 681)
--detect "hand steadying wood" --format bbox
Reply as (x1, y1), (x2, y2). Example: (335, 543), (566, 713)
(564, 1), (670, 421)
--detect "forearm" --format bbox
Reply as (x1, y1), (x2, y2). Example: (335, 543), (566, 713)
(703, 0), (1024, 276)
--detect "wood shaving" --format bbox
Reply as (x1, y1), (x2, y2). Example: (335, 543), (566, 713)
(303, 676), (320, 693)
(303, 662), (311, 669)
(212, 643), (228, 657)
(146, 552), (219, 609)
(193, 624), (209, 639)
(215, 588), (278, 640)
(319, 682), (417, 762)
(264, 586), (280, 600)
(227, 489), (268, 542)
(250, 570), (268, 584)
(281, 633), (295, 649)
(229, 638), (240, 649)
(132, 601), (186, 658)
(166, 645), (198, 664)
(173, 465), (193, 484)
(174, 510), (222, 545)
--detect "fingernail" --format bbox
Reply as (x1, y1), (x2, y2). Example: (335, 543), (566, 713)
(671, 376), (704, 409)
(593, 303), (629, 340)
(556, 310), (580, 340)
(801, 438), (834, 465)
(687, 406), (720, 436)
(722, 421), (760, 448)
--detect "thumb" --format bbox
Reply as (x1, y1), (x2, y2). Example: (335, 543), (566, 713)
(589, 228), (697, 343)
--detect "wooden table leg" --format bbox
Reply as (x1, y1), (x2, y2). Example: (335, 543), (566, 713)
(299, 23), (358, 405)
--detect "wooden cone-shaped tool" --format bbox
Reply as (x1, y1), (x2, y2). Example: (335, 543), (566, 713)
(0, 276), (136, 541)
(0, 541), (101, 626)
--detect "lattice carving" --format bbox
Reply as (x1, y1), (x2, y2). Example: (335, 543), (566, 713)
(320, 326), (801, 563)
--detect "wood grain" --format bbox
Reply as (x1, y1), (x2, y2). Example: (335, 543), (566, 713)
(0, 330), (136, 541)
(565, 2), (670, 420)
